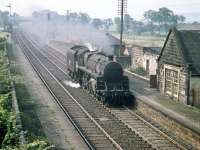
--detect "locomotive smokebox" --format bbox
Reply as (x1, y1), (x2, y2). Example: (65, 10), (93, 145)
(103, 62), (123, 83)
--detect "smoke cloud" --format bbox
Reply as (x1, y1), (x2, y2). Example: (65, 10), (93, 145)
(21, 15), (116, 55)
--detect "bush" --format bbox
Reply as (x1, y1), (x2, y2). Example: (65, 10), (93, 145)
(0, 38), (19, 149)
(26, 140), (55, 150)
(0, 109), (9, 144)
(2, 114), (20, 148)
(0, 93), (12, 111)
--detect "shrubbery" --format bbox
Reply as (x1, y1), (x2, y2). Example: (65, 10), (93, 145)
(1, 37), (53, 149)
(0, 38), (20, 149)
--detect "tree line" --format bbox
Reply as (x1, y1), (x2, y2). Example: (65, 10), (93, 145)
(36, 7), (185, 36)
(0, 11), (10, 30)
(0, 7), (194, 36)
(0, 10), (20, 32)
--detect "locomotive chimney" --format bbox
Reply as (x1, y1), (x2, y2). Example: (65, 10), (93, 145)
(108, 55), (114, 61)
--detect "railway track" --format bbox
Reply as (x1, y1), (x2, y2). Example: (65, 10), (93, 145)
(15, 33), (121, 150)
(27, 36), (188, 150)
(15, 31), (154, 149)
(109, 107), (186, 150)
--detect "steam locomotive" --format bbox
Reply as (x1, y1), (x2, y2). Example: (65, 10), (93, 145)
(66, 45), (134, 106)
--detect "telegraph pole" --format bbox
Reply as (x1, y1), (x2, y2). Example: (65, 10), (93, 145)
(6, 2), (12, 17)
(66, 10), (70, 21)
(6, 2), (12, 33)
(118, 0), (127, 56)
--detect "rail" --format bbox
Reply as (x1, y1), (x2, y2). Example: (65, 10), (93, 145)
(16, 31), (123, 150)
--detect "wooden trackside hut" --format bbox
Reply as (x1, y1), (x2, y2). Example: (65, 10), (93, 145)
(158, 27), (200, 108)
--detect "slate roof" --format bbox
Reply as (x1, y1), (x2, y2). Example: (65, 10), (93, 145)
(178, 30), (200, 75)
(143, 47), (161, 55)
(158, 27), (200, 75)
(105, 33), (124, 45)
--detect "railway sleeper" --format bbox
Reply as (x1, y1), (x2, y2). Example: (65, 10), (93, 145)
(84, 130), (103, 135)
(92, 144), (115, 149)
(124, 117), (140, 121)
(87, 136), (108, 141)
(87, 135), (107, 138)
(90, 140), (114, 146)
(143, 137), (167, 143)
(127, 144), (153, 150)
(129, 125), (147, 129)
(135, 128), (157, 133)
(126, 121), (145, 124)
(136, 133), (159, 138)
(89, 139), (112, 144)
(150, 140), (173, 145)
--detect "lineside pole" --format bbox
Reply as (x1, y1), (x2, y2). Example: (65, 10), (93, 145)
(119, 0), (124, 56)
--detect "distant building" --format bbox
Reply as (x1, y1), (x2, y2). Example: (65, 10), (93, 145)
(32, 10), (60, 22)
(131, 45), (160, 75)
(158, 27), (200, 108)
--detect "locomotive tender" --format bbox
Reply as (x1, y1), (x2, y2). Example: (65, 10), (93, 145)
(66, 45), (133, 106)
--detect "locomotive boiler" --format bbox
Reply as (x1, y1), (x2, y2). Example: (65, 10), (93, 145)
(66, 45), (133, 106)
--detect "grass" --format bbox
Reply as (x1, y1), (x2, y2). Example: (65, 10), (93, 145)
(7, 42), (52, 148)
(15, 83), (46, 140)
(112, 33), (165, 47)
(0, 34), (20, 149)
(153, 94), (200, 124)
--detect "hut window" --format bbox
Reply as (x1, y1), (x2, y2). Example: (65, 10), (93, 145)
(165, 68), (179, 97)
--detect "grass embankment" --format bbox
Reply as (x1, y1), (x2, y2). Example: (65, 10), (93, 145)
(112, 33), (165, 47)
(0, 32), (53, 149)
(0, 35), (20, 149)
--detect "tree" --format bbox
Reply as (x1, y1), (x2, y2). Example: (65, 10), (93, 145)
(176, 15), (185, 24)
(0, 11), (9, 30)
(103, 18), (113, 31)
(92, 18), (103, 29)
(131, 21), (145, 35)
(69, 12), (79, 22)
(124, 14), (134, 33)
(144, 10), (158, 23)
(157, 7), (173, 31)
(144, 7), (186, 34)
(78, 13), (91, 24)
(114, 17), (121, 33)
(144, 10), (158, 34)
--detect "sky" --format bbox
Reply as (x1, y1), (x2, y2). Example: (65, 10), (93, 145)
(0, 0), (200, 22)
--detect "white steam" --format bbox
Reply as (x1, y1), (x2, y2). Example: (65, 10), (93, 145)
(63, 80), (80, 88)
(85, 43), (97, 52)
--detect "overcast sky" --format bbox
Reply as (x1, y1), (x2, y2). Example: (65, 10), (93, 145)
(0, 0), (200, 22)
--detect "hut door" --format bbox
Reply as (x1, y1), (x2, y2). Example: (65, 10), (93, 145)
(165, 69), (179, 98)
(146, 60), (149, 74)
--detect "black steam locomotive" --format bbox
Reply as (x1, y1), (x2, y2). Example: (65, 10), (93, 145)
(66, 45), (133, 106)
